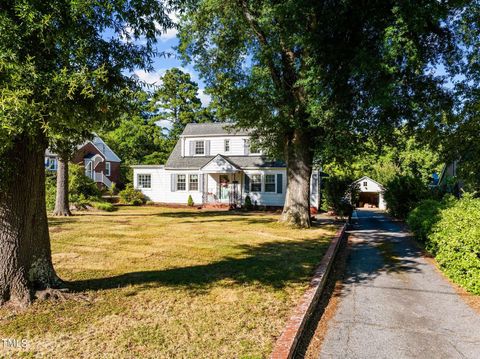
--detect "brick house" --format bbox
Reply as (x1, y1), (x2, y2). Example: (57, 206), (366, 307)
(45, 135), (121, 188)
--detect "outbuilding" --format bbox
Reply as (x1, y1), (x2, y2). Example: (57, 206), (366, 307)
(353, 176), (386, 210)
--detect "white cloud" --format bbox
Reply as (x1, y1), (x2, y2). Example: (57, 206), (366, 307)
(198, 89), (211, 106)
(120, 12), (179, 44)
(157, 12), (179, 42)
(133, 69), (165, 86)
(155, 119), (173, 131)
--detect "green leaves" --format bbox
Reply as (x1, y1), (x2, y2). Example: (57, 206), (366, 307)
(0, 0), (175, 176)
(178, 0), (472, 162)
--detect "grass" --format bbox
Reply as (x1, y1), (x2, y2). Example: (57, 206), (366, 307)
(0, 206), (339, 358)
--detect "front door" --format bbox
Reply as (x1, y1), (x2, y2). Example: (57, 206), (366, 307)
(218, 174), (230, 202)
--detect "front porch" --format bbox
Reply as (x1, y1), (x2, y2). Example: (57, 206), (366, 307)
(200, 154), (244, 208)
(202, 172), (243, 208)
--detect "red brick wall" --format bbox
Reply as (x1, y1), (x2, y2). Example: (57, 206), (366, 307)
(72, 142), (121, 185)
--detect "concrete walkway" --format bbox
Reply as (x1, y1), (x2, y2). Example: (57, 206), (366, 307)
(319, 209), (480, 359)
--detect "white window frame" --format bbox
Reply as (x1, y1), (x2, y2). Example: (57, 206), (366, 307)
(251, 174), (262, 192)
(224, 139), (230, 152)
(177, 174), (187, 191)
(105, 162), (111, 176)
(195, 141), (205, 155)
(363, 181), (368, 187)
(264, 174), (276, 192)
(137, 174), (151, 189)
(189, 174), (199, 191)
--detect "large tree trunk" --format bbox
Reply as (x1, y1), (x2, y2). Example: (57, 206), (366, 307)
(53, 156), (72, 216)
(280, 129), (314, 228)
(0, 135), (60, 307)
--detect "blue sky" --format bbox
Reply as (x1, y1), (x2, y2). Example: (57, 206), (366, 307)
(130, 20), (210, 106)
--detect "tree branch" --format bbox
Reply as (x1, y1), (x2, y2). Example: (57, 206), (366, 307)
(237, 0), (282, 90)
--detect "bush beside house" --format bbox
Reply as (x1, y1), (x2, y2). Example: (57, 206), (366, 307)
(118, 184), (146, 205)
(46, 164), (116, 212)
(323, 175), (358, 217)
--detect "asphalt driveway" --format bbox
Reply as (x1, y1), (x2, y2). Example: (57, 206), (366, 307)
(319, 209), (480, 359)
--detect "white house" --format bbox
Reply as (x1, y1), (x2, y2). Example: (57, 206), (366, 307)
(132, 123), (321, 208)
(353, 176), (386, 210)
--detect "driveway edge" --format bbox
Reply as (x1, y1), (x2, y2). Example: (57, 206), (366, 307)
(270, 222), (348, 359)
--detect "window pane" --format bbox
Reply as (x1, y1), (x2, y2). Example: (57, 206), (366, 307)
(251, 174), (261, 192)
(195, 141), (205, 155)
(265, 174), (275, 192)
(224, 139), (230, 152)
(177, 174), (186, 191)
(189, 174), (199, 191)
(137, 174), (151, 189)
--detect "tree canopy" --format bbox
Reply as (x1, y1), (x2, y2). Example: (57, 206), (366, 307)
(102, 68), (213, 180)
(178, 0), (473, 226)
(0, 0), (174, 306)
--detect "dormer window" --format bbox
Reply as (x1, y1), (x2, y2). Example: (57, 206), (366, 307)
(224, 139), (230, 152)
(195, 141), (205, 155)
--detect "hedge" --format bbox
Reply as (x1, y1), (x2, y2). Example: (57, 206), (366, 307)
(429, 196), (480, 295)
(384, 175), (428, 219)
(406, 199), (445, 244)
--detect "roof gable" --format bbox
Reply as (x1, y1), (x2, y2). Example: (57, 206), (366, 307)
(89, 135), (121, 162)
(201, 154), (241, 173)
(353, 176), (385, 190)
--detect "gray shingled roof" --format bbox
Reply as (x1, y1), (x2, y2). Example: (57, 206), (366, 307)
(181, 122), (250, 136)
(165, 139), (285, 169)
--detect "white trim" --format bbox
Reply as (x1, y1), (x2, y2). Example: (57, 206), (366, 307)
(188, 174), (199, 191)
(353, 176), (385, 190)
(176, 174), (187, 191)
(194, 140), (205, 156)
(264, 173), (276, 193)
(131, 165), (165, 169)
(105, 162), (111, 176)
(137, 173), (152, 189)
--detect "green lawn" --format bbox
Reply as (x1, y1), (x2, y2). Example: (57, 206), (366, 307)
(0, 206), (338, 358)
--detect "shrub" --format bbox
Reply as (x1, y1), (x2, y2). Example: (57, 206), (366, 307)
(406, 199), (445, 243)
(384, 175), (428, 219)
(69, 193), (91, 210)
(69, 163), (100, 198)
(244, 195), (253, 210)
(92, 201), (117, 212)
(323, 175), (358, 215)
(119, 184), (145, 205)
(429, 195), (480, 294)
(45, 171), (57, 211)
(108, 182), (118, 196)
(187, 195), (194, 207)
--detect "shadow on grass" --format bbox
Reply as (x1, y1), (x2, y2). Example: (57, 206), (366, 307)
(67, 238), (331, 293)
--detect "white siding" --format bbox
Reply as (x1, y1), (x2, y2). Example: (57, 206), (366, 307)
(242, 169), (287, 207)
(355, 177), (387, 210)
(134, 166), (322, 209)
(183, 136), (252, 157)
(133, 167), (203, 205)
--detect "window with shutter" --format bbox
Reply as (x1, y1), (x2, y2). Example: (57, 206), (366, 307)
(276, 174), (283, 193)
